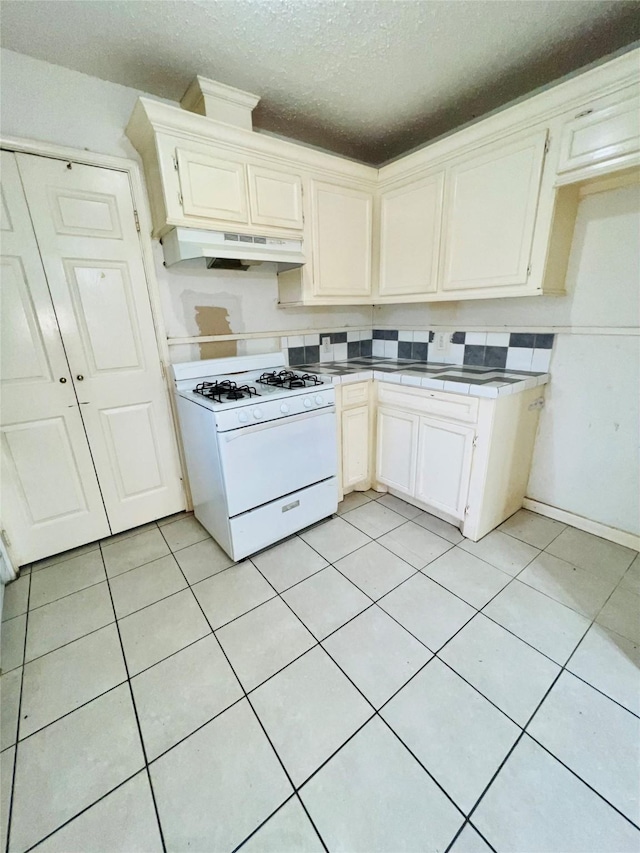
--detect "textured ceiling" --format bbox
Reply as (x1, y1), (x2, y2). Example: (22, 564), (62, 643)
(1, 0), (639, 164)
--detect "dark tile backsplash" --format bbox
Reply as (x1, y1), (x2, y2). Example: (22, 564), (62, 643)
(284, 329), (554, 372)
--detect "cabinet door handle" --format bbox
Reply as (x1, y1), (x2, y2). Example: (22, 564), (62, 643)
(76, 374), (84, 381)
(59, 377), (67, 383)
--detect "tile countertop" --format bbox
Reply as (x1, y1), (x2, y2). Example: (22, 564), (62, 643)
(300, 357), (549, 398)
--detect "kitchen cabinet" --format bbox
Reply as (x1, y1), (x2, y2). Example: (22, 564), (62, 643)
(310, 180), (373, 298)
(247, 164), (303, 229)
(0, 150), (184, 567)
(376, 408), (418, 495)
(440, 130), (548, 294)
(176, 146), (249, 222)
(556, 84), (640, 178)
(172, 138), (304, 233)
(128, 48), (639, 306)
(337, 381), (372, 496)
(373, 382), (543, 540)
(377, 172), (443, 299)
(414, 417), (475, 519)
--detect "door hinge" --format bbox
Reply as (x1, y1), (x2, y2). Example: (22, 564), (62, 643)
(464, 505), (470, 516)
(527, 264), (532, 277)
(178, 192), (183, 207)
(472, 435), (478, 448)
(544, 137), (550, 155)
(172, 155), (179, 171)
(1, 529), (11, 548)
(133, 209), (140, 232)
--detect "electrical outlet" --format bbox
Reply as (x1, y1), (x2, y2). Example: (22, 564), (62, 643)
(321, 337), (331, 353)
(434, 332), (449, 352)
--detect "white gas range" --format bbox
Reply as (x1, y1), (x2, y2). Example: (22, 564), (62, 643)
(172, 353), (338, 560)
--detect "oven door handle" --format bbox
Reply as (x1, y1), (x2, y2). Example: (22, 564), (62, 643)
(223, 406), (335, 441)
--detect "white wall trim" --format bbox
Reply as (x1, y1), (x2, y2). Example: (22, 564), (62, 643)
(523, 498), (640, 551)
(167, 326), (374, 345)
(369, 324), (639, 335)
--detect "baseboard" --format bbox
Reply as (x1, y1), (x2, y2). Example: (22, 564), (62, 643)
(523, 498), (640, 551)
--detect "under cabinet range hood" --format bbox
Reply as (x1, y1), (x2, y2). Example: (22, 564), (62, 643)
(161, 227), (305, 272)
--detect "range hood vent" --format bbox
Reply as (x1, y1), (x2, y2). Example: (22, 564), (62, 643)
(161, 227), (305, 272)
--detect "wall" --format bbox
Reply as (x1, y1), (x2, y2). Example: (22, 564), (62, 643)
(376, 184), (640, 537)
(0, 48), (373, 362)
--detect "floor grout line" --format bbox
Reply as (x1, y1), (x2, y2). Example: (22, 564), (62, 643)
(97, 541), (168, 853)
(4, 569), (31, 853)
(166, 550), (332, 853)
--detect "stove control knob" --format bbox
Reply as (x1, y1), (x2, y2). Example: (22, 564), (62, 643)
(303, 398), (312, 408)
(280, 404), (290, 414)
(238, 411), (249, 423)
(315, 395), (324, 405)
(253, 408), (263, 420)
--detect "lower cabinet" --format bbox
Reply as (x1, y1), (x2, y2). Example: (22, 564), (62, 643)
(337, 381), (372, 497)
(342, 406), (370, 490)
(376, 407), (418, 495)
(414, 417), (475, 519)
(372, 382), (543, 541)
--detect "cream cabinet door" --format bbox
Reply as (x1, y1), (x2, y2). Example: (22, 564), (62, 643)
(0, 152), (110, 565)
(176, 147), (248, 223)
(247, 165), (303, 229)
(342, 405), (369, 489)
(17, 154), (185, 534)
(441, 130), (548, 293)
(415, 416), (475, 520)
(311, 180), (372, 298)
(378, 172), (444, 298)
(557, 85), (640, 175)
(376, 407), (418, 495)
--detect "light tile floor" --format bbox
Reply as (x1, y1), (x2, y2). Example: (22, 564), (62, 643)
(1, 497), (639, 852)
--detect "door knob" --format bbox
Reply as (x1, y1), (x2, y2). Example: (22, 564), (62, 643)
(59, 377), (67, 383)
(76, 374), (84, 381)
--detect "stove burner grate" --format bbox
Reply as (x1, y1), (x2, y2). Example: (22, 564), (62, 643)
(193, 380), (260, 403)
(258, 370), (323, 390)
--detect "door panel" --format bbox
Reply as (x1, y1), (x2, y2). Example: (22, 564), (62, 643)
(17, 154), (184, 533)
(342, 405), (369, 488)
(247, 165), (303, 229)
(0, 152), (110, 564)
(379, 172), (444, 297)
(415, 416), (475, 519)
(441, 130), (548, 292)
(376, 407), (418, 495)
(3, 418), (92, 522)
(100, 403), (163, 498)
(63, 261), (143, 372)
(176, 148), (248, 222)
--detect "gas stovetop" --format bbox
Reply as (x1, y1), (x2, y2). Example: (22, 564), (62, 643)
(192, 370), (325, 405)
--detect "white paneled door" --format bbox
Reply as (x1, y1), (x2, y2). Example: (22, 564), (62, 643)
(16, 153), (184, 536)
(0, 152), (111, 564)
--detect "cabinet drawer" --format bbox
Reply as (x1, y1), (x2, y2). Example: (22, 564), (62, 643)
(341, 381), (369, 408)
(377, 382), (478, 423)
(557, 85), (640, 174)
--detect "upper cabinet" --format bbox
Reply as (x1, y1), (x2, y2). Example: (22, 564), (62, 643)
(556, 84), (640, 178)
(440, 130), (548, 295)
(310, 180), (372, 299)
(128, 50), (640, 306)
(158, 136), (305, 235)
(176, 146), (248, 222)
(247, 165), (303, 230)
(378, 172), (444, 299)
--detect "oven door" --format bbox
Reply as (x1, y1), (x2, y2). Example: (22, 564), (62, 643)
(218, 407), (337, 516)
